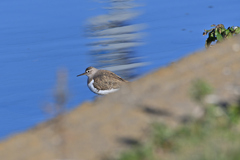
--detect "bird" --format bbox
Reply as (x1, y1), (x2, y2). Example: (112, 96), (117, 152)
(77, 66), (128, 95)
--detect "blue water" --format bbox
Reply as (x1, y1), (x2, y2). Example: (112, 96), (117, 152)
(1, 0), (240, 140)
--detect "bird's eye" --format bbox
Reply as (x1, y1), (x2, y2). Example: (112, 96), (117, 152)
(86, 70), (89, 73)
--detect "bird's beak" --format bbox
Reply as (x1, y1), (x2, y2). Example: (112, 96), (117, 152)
(77, 72), (86, 77)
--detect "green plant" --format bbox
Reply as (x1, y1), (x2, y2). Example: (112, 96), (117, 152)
(190, 79), (213, 103)
(117, 146), (155, 160)
(114, 82), (240, 160)
(227, 103), (240, 124)
(151, 123), (175, 150)
(115, 107), (240, 160)
(203, 24), (240, 48)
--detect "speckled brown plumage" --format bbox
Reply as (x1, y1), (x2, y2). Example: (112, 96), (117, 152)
(88, 70), (128, 91)
(77, 66), (129, 94)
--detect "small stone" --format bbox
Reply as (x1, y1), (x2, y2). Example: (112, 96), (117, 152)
(232, 43), (240, 52)
(204, 94), (219, 104)
(233, 86), (240, 95)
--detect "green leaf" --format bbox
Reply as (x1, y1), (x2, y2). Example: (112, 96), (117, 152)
(225, 29), (230, 35)
(235, 27), (240, 34)
(215, 30), (223, 42)
(209, 31), (215, 38)
(216, 34), (223, 41)
(220, 28), (226, 34)
(227, 32), (233, 38)
(217, 24), (225, 29)
(229, 27), (234, 32)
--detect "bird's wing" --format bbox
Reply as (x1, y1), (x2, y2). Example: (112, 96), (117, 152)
(93, 70), (128, 90)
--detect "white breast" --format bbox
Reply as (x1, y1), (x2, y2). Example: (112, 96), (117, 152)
(88, 79), (119, 95)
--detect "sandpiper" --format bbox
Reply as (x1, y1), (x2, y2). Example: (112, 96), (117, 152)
(77, 66), (128, 95)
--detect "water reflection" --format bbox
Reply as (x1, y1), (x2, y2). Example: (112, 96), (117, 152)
(85, 0), (146, 79)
